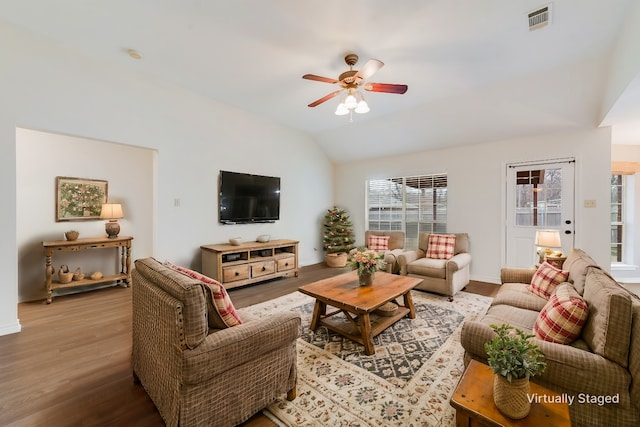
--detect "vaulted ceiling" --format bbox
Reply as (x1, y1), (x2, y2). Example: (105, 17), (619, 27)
(1, 0), (638, 163)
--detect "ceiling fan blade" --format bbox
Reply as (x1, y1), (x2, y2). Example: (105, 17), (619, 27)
(364, 83), (408, 94)
(302, 74), (339, 84)
(308, 89), (343, 107)
(354, 59), (384, 81)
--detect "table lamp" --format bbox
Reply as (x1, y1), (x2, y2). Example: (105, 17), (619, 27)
(100, 203), (123, 239)
(535, 229), (561, 264)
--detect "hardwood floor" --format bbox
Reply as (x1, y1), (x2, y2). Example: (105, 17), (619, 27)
(0, 264), (498, 427)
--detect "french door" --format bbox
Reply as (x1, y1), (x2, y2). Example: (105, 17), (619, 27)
(505, 159), (575, 267)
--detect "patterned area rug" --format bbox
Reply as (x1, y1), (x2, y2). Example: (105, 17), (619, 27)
(241, 290), (492, 426)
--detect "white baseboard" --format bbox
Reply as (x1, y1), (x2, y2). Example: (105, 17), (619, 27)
(0, 320), (22, 336)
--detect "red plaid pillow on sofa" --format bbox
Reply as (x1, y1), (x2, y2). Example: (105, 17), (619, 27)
(527, 261), (569, 299)
(164, 261), (243, 328)
(425, 234), (456, 259)
(368, 235), (390, 252)
(534, 283), (588, 344)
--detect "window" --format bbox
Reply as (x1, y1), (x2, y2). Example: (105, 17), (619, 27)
(367, 174), (447, 249)
(611, 174), (624, 263)
(515, 168), (563, 227)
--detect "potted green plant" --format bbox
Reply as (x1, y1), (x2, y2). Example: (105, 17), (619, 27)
(484, 324), (546, 419)
(322, 207), (355, 267)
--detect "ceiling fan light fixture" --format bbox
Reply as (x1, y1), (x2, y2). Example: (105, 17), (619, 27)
(344, 94), (358, 109)
(335, 103), (349, 116)
(355, 100), (370, 114)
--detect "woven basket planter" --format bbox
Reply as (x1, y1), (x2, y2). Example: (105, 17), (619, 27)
(326, 252), (348, 268)
(493, 374), (531, 419)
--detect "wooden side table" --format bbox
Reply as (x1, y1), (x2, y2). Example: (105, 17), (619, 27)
(545, 255), (567, 270)
(43, 236), (133, 304)
(450, 360), (571, 426)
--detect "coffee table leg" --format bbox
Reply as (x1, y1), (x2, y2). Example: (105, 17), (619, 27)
(310, 300), (326, 331)
(404, 291), (416, 319)
(360, 313), (375, 355)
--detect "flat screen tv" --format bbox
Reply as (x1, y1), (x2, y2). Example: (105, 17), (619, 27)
(219, 170), (280, 224)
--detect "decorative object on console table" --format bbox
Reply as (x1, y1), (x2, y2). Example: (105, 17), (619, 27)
(322, 207), (355, 268)
(64, 230), (79, 241)
(56, 176), (108, 221)
(100, 203), (123, 238)
(534, 229), (561, 265)
(42, 236), (133, 303)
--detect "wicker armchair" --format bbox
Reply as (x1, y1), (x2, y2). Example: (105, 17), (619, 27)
(131, 257), (300, 427)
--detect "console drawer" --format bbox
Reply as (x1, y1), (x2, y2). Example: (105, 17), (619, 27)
(223, 265), (250, 282)
(251, 260), (275, 278)
(277, 255), (295, 272)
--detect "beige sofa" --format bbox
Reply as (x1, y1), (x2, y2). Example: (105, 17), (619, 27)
(461, 249), (640, 426)
(131, 257), (300, 427)
(398, 232), (471, 300)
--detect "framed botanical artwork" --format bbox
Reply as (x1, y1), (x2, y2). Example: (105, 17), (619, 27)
(56, 176), (108, 221)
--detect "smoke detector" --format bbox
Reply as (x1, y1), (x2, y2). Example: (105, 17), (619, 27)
(528, 4), (551, 31)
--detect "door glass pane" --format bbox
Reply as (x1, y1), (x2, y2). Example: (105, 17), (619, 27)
(515, 168), (562, 227)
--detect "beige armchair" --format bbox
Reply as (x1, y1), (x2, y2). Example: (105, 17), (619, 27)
(132, 257), (300, 427)
(351, 230), (405, 273)
(398, 232), (471, 300)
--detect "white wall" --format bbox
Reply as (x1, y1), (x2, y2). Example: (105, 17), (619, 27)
(16, 128), (155, 302)
(0, 22), (332, 333)
(335, 128), (612, 284)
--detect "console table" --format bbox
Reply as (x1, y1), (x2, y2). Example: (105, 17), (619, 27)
(42, 236), (133, 304)
(201, 239), (298, 289)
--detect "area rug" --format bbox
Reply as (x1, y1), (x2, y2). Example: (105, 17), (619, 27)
(241, 290), (492, 426)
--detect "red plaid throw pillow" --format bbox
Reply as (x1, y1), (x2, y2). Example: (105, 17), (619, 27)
(527, 262), (569, 299)
(425, 234), (456, 259)
(534, 283), (588, 344)
(164, 261), (242, 328)
(368, 235), (390, 252)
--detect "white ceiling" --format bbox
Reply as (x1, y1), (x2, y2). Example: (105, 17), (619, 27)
(1, 0), (638, 163)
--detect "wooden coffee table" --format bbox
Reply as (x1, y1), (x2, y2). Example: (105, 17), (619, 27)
(298, 270), (422, 355)
(450, 359), (571, 426)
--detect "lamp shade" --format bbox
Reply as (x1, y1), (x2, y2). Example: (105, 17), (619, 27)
(535, 229), (561, 248)
(100, 203), (123, 220)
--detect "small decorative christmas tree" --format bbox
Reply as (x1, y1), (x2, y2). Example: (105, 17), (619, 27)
(322, 207), (355, 255)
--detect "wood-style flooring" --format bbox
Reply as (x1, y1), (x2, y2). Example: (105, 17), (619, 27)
(0, 263), (498, 427)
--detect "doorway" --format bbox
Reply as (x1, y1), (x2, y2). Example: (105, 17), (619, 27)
(505, 159), (575, 267)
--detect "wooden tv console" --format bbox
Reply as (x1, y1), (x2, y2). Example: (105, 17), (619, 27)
(200, 239), (298, 289)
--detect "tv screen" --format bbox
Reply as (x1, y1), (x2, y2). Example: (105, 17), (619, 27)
(219, 170), (280, 223)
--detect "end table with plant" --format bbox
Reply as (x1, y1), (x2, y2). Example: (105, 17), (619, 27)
(484, 323), (546, 419)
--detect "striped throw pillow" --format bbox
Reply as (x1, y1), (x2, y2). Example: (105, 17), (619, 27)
(534, 283), (588, 344)
(368, 235), (390, 252)
(164, 261), (243, 328)
(425, 234), (456, 259)
(527, 262), (569, 299)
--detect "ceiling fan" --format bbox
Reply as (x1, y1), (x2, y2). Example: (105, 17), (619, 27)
(302, 53), (408, 116)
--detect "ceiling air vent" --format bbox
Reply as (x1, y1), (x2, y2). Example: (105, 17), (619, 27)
(528, 4), (551, 31)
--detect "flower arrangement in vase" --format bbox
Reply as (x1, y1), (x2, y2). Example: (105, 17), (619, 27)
(348, 248), (386, 286)
(484, 324), (546, 419)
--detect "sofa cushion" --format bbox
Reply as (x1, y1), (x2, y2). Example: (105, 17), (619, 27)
(562, 248), (599, 295)
(425, 234), (456, 259)
(134, 258), (208, 349)
(582, 267), (633, 367)
(368, 234), (390, 252)
(406, 257), (447, 278)
(165, 261), (243, 329)
(491, 282), (548, 312)
(527, 262), (569, 299)
(534, 283), (589, 344)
